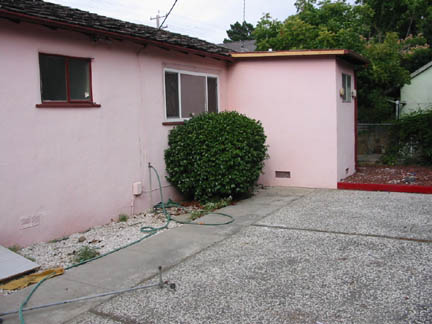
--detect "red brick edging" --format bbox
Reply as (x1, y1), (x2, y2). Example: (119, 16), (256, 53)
(337, 182), (432, 194)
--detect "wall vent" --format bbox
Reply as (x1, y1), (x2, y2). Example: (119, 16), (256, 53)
(275, 171), (291, 178)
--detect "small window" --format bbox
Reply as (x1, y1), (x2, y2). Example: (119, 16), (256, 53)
(342, 73), (352, 102)
(164, 70), (218, 119)
(39, 53), (93, 103)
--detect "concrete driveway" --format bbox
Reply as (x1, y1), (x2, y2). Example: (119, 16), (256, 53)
(2, 188), (432, 323)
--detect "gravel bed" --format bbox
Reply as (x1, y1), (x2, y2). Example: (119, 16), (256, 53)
(342, 165), (432, 185)
(1, 206), (199, 296)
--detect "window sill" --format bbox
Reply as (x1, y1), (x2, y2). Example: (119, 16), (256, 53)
(162, 121), (185, 126)
(36, 102), (101, 108)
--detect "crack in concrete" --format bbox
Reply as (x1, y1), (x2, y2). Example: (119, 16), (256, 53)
(252, 224), (432, 243)
(89, 309), (140, 324)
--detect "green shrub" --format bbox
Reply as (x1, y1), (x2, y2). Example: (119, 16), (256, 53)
(165, 112), (267, 202)
(383, 110), (432, 165)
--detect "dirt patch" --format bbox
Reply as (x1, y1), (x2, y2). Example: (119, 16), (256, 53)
(342, 166), (432, 186)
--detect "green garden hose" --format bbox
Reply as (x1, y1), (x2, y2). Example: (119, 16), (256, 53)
(17, 164), (234, 324)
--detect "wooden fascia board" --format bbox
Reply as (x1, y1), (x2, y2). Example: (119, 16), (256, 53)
(231, 49), (369, 65)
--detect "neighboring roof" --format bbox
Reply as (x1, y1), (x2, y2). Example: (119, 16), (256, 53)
(411, 61), (432, 78)
(220, 40), (256, 53)
(231, 49), (369, 65)
(0, 0), (232, 61)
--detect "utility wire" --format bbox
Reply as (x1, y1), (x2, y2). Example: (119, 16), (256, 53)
(159, 0), (178, 30)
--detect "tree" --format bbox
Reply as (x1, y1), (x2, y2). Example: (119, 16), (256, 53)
(356, 0), (432, 42)
(253, 14), (283, 50)
(223, 21), (255, 43)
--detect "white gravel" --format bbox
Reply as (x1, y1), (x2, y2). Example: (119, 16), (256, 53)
(1, 206), (199, 296)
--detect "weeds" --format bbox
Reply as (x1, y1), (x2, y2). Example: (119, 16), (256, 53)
(8, 245), (21, 253)
(24, 255), (36, 262)
(189, 197), (232, 221)
(118, 214), (129, 222)
(48, 236), (69, 243)
(73, 246), (100, 263)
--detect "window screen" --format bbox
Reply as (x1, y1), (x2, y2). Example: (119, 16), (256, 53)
(207, 77), (218, 113)
(181, 74), (206, 118)
(69, 58), (90, 101)
(39, 54), (67, 101)
(342, 73), (352, 102)
(165, 72), (179, 118)
(164, 70), (219, 119)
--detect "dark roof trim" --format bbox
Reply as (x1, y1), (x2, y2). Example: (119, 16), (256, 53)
(411, 60), (432, 78)
(0, 8), (233, 62)
(231, 49), (369, 65)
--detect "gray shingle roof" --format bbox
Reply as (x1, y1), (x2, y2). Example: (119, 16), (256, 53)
(219, 40), (256, 53)
(0, 0), (232, 58)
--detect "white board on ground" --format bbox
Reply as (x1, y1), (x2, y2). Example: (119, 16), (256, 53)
(0, 245), (40, 282)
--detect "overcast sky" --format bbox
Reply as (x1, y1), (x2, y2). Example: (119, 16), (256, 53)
(47, 0), (299, 44)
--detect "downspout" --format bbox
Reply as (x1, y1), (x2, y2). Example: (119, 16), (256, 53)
(354, 70), (358, 171)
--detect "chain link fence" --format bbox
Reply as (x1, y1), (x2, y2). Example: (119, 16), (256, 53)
(357, 123), (393, 163)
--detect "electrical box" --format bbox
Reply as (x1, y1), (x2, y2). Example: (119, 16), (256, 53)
(132, 182), (143, 196)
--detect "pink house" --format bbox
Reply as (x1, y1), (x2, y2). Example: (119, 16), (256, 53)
(0, 0), (367, 246)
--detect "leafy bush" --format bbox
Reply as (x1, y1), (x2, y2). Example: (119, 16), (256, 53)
(165, 112), (267, 202)
(382, 110), (432, 165)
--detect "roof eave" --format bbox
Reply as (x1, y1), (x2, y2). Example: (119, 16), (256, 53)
(410, 61), (432, 78)
(0, 9), (233, 62)
(231, 49), (369, 65)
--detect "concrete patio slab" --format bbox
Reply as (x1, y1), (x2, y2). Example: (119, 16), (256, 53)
(91, 225), (432, 324)
(2, 187), (431, 324)
(1, 187), (304, 324)
(257, 189), (432, 241)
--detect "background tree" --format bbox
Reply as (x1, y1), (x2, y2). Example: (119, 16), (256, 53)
(356, 0), (432, 42)
(223, 21), (255, 43)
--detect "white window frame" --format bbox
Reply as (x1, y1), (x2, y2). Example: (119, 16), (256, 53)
(342, 73), (352, 103)
(163, 68), (219, 120)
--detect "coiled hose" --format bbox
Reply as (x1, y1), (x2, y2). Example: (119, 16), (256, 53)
(17, 164), (234, 324)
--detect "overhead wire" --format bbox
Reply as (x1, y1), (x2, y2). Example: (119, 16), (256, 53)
(158, 0), (178, 30)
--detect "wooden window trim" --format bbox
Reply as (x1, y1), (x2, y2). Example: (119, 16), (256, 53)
(38, 53), (100, 107)
(162, 121), (185, 126)
(36, 103), (101, 108)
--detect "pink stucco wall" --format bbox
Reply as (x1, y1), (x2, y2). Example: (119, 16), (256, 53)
(336, 60), (356, 181)
(0, 20), (229, 247)
(227, 57), (343, 189)
(1, 18), (357, 247)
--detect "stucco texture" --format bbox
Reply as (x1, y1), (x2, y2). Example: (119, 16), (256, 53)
(227, 57), (355, 189)
(1, 19), (356, 246)
(0, 20), (228, 246)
